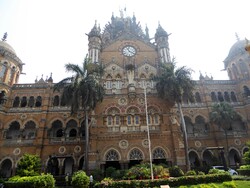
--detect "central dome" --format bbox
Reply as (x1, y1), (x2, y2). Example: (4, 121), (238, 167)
(224, 40), (247, 62)
(0, 40), (16, 55)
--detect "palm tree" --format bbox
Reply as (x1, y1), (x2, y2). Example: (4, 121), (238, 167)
(54, 55), (104, 173)
(209, 102), (241, 166)
(154, 60), (195, 171)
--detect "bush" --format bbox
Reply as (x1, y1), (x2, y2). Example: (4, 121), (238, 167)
(5, 174), (55, 188)
(16, 154), (41, 177)
(222, 181), (237, 188)
(185, 170), (197, 176)
(198, 171), (205, 175)
(71, 170), (90, 188)
(169, 166), (184, 177)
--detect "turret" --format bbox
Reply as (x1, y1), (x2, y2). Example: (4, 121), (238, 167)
(87, 21), (101, 63)
(155, 23), (171, 63)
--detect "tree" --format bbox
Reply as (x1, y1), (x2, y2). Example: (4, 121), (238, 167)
(154, 60), (195, 171)
(54, 55), (104, 173)
(209, 102), (241, 165)
(243, 141), (250, 164)
(16, 153), (41, 176)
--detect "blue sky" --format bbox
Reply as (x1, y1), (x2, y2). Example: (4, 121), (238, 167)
(1, 0), (250, 83)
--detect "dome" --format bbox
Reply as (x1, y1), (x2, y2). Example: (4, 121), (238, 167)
(0, 40), (16, 55)
(224, 40), (247, 62)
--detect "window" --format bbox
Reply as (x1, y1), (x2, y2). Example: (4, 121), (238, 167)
(106, 149), (119, 161)
(20, 96), (27, 107)
(35, 96), (42, 107)
(53, 95), (60, 106)
(28, 96), (35, 107)
(195, 92), (202, 103)
(129, 148), (143, 160)
(211, 92), (217, 102)
(13, 96), (20, 107)
(127, 115), (132, 125)
(153, 148), (166, 159)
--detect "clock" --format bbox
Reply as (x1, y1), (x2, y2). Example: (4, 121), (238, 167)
(122, 45), (136, 57)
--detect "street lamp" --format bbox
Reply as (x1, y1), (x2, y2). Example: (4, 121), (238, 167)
(144, 85), (154, 180)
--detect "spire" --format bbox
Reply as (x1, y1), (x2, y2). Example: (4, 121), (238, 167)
(155, 23), (168, 39)
(1, 32), (7, 41)
(235, 33), (240, 41)
(145, 25), (149, 39)
(48, 72), (53, 83)
(88, 20), (101, 38)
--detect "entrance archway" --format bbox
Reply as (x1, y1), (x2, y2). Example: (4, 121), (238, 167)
(0, 159), (12, 177)
(128, 148), (143, 168)
(47, 156), (59, 175)
(189, 151), (200, 169)
(105, 149), (120, 169)
(63, 157), (74, 175)
(229, 149), (241, 167)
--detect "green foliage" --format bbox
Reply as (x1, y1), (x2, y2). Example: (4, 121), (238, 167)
(105, 167), (116, 178)
(91, 168), (104, 181)
(6, 174), (55, 188)
(197, 171), (206, 175)
(16, 154), (41, 177)
(169, 165), (184, 177)
(185, 170), (197, 176)
(94, 174), (231, 188)
(71, 170), (90, 188)
(243, 141), (250, 164)
(239, 164), (250, 169)
(222, 181), (237, 188)
(208, 168), (227, 175)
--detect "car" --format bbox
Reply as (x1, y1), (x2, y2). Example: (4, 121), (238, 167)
(212, 166), (238, 175)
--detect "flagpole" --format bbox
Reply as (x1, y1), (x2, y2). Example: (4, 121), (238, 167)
(144, 85), (154, 180)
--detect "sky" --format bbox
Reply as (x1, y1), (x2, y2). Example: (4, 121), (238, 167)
(1, 0), (250, 83)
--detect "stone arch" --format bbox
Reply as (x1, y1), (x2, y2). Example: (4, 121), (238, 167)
(20, 96), (27, 107)
(128, 147), (144, 168)
(228, 148), (241, 166)
(194, 115), (208, 134)
(189, 150), (201, 168)
(104, 148), (121, 170)
(242, 146), (249, 155)
(28, 96), (35, 107)
(13, 96), (20, 107)
(35, 96), (42, 107)
(53, 95), (60, 106)
(152, 147), (170, 165)
(63, 156), (76, 175)
(184, 116), (193, 135)
(23, 120), (37, 139)
(202, 149), (215, 166)
(6, 121), (21, 139)
(65, 119), (78, 138)
(0, 157), (13, 178)
(78, 155), (84, 170)
(50, 119), (64, 138)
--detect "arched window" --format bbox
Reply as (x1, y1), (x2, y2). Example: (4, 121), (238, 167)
(194, 115), (208, 134)
(231, 92), (237, 102)
(69, 129), (77, 137)
(28, 96), (35, 107)
(243, 86), (250, 97)
(0, 62), (7, 81)
(129, 149), (143, 160)
(6, 121), (20, 139)
(51, 120), (63, 138)
(211, 92), (217, 102)
(224, 92), (230, 102)
(195, 92), (202, 103)
(53, 95), (60, 106)
(184, 116), (193, 134)
(13, 96), (20, 107)
(217, 92), (224, 102)
(106, 107), (121, 126)
(23, 121), (36, 139)
(20, 96), (27, 107)
(106, 149), (119, 161)
(153, 148), (166, 159)
(127, 115), (132, 125)
(35, 96), (42, 107)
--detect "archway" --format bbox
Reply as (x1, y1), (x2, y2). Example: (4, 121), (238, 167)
(78, 156), (84, 170)
(229, 149), (241, 167)
(128, 148), (143, 168)
(63, 157), (74, 175)
(105, 149), (120, 170)
(189, 151), (200, 169)
(47, 156), (59, 175)
(0, 159), (12, 177)
(152, 147), (170, 166)
(203, 150), (216, 166)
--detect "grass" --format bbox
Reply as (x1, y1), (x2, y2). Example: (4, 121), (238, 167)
(179, 180), (250, 188)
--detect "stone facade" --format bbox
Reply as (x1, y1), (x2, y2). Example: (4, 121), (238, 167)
(0, 12), (250, 177)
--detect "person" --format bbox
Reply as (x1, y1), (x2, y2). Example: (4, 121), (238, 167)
(65, 172), (69, 186)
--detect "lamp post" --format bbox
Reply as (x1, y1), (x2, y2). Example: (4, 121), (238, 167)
(144, 85), (154, 180)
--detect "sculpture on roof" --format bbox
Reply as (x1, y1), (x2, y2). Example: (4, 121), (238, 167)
(1, 32), (7, 41)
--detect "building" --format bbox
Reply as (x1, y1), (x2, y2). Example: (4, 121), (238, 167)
(0, 11), (250, 178)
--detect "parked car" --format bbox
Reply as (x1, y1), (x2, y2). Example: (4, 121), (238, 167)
(212, 166), (238, 175)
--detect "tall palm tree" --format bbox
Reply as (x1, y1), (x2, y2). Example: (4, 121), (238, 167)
(154, 60), (195, 171)
(54, 55), (104, 173)
(209, 102), (241, 166)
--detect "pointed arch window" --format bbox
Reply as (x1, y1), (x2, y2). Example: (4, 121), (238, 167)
(20, 96), (27, 107)
(153, 148), (166, 159)
(13, 96), (20, 107)
(217, 92), (224, 102)
(35, 96), (42, 107)
(224, 92), (230, 102)
(106, 149), (119, 161)
(53, 95), (60, 106)
(28, 96), (35, 107)
(129, 149), (143, 160)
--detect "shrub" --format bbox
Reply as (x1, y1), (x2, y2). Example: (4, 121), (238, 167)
(16, 154), (41, 177)
(198, 171), (205, 175)
(222, 181), (237, 188)
(71, 170), (90, 188)
(169, 166), (184, 177)
(185, 170), (196, 176)
(5, 174), (55, 188)
(105, 167), (116, 178)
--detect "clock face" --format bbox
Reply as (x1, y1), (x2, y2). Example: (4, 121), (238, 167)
(122, 45), (136, 57)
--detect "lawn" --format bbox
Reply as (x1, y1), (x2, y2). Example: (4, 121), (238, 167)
(179, 180), (250, 188)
